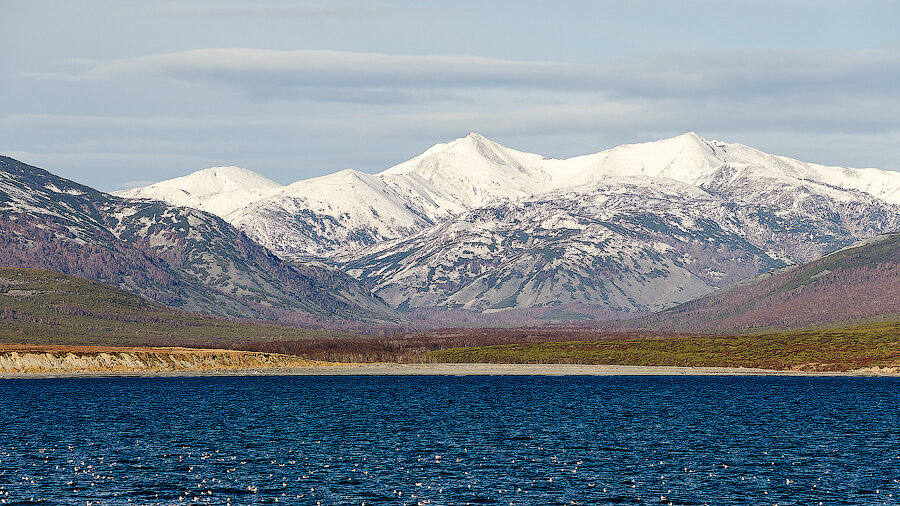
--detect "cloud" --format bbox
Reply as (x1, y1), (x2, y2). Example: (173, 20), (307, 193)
(51, 49), (584, 93)
(36, 47), (900, 105)
(8, 93), (899, 154)
(11, 46), (900, 180)
(284, 95), (900, 141)
(168, 1), (413, 18)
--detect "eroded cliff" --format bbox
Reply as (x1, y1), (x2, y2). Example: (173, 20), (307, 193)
(0, 345), (325, 373)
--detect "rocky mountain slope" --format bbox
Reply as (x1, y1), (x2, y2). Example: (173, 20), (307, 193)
(0, 156), (395, 324)
(635, 233), (900, 332)
(342, 178), (777, 314)
(343, 174), (900, 315)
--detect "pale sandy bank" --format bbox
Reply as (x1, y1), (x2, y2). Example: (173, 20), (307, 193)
(0, 345), (330, 375)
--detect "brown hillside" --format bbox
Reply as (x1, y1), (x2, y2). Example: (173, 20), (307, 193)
(636, 233), (900, 331)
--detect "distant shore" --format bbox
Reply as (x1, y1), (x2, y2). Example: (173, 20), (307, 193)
(3, 344), (898, 378)
(3, 360), (899, 379)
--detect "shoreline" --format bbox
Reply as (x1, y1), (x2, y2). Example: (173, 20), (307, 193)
(0, 345), (329, 376)
(2, 362), (899, 379)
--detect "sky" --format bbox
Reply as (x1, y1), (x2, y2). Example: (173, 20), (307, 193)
(2, 0), (899, 191)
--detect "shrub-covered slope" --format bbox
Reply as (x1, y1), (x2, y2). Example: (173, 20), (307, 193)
(0, 267), (345, 346)
(638, 233), (900, 331)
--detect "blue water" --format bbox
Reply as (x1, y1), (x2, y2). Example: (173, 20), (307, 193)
(1, 375), (899, 504)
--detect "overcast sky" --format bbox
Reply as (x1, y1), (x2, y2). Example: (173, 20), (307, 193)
(3, 0), (899, 191)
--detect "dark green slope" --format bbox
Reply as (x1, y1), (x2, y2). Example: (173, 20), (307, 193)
(0, 267), (343, 346)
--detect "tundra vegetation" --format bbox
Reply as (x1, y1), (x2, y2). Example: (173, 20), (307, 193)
(2, 268), (899, 371)
(423, 322), (900, 372)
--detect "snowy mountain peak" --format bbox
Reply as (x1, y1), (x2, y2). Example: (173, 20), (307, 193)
(384, 132), (514, 173)
(115, 166), (284, 217)
(379, 132), (552, 208)
(119, 166), (281, 198)
(282, 168), (382, 194)
(458, 131), (501, 150)
(400, 132), (495, 162)
(168, 166), (280, 195)
(444, 133), (519, 165)
(114, 132), (900, 267)
(675, 131), (706, 143)
(565, 132), (725, 185)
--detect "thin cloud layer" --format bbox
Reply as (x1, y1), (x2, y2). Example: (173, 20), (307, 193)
(10, 42), (900, 189)
(42, 47), (900, 103)
(5, 0), (899, 191)
(54, 49), (581, 91)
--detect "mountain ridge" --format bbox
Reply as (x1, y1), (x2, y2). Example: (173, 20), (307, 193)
(85, 133), (900, 318)
(342, 174), (900, 315)
(116, 132), (900, 260)
(0, 156), (397, 326)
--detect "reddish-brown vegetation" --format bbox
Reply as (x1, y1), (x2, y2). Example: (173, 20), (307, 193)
(202, 327), (693, 363)
(635, 233), (900, 332)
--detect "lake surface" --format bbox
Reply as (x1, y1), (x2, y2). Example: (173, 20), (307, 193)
(1, 375), (899, 504)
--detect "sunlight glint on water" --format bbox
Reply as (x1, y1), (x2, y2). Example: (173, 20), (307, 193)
(0, 375), (898, 504)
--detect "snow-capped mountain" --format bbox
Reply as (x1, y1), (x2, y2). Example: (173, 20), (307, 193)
(117, 132), (900, 318)
(222, 133), (563, 258)
(119, 132), (900, 260)
(226, 169), (441, 259)
(118, 133), (580, 258)
(0, 156), (395, 324)
(342, 176), (900, 314)
(116, 166), (284, 216)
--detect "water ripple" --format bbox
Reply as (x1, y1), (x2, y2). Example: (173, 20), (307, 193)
(0, 375), (898, 504)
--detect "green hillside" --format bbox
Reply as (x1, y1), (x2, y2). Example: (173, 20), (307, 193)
(0, 268), (345, 346)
